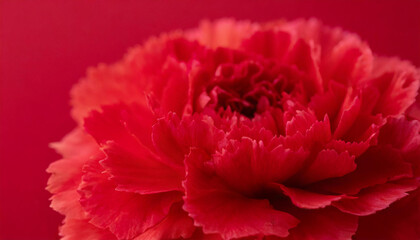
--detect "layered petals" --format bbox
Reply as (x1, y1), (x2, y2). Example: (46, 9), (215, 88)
(311, 146), (413, 195)
(134, 202), (196, 240)
(84, 103), (185, 194)
(211, 137), (307, 195)
(184, 149), (299, 239)
(294, 149), (356, 185)
(78, 158), (182, 239)
(332, 179), (419, 216)
(354, 188), (420, 240)
(47, 128), (102, 219)
(48, 18), (420, 240)
(59, 218), (117, 240)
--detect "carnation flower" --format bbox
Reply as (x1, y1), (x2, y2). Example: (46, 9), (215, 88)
(47, 19), (420, 240)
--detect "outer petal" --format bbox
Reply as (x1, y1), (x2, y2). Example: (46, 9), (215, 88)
(84, 103), (155, 150)
(183, 149), (299, 239)
(321, 33), (373, 86)
(59, 217), (116, 240)
(135, 202), (195, 240)
(78, 158), (182, 240)
(380, 117), (420, 177)
(47, 128), (101, 219)
(378, 116), (420, 150)
(273, 18), (372, 87)
(354, 188), (420, 240)
(311, 146), (413, 195)
(47, 128), (100, 194)
(407, 94), (420, 120)
(85, 103), (184, 194)
(370, 57), (420, 116)
(102, 141), (184, 194)
(333, 179), (419, 216)
(187, 18), (259, 49)
(49, 190), (86, 220)
(70, 32), (186, 123)
(241, 30), (292, 62)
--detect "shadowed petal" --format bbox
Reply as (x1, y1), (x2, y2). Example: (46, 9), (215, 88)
(271, 183), (344, 209)
(354, 188), (420, 240)
(333, 179), (419, 216)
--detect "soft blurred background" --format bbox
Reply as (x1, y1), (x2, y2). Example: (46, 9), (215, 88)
(1, 1), (419, 239)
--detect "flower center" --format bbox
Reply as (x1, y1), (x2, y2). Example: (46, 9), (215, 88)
(206, 60), (299, 118)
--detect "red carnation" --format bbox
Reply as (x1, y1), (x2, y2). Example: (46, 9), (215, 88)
(47, 19), (420, 240)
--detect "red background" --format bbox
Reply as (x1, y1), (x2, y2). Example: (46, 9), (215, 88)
(1, 1), (419, 239)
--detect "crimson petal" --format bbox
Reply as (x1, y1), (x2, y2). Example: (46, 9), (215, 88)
(79, 159), (182, 239)
(85, 103), (184, 194)
(135, 202), (196, 240)
(333, 179), (419, 216)
(271, 183), (344, 209)
(311, 146), (413, 195)
(183, 149), (299, 239)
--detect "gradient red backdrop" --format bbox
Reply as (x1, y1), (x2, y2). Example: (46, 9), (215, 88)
(1, 1), (420, 239)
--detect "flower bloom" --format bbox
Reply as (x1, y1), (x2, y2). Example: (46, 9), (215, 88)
(47, 19), (420, 240)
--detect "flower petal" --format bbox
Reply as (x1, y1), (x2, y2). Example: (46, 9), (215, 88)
(379, 117), (420, 177)
(354, 188), (420, 240)
(47, 128), (100, 194)
(294, 149), (356, 185)
(370, 57), (420, 116)
(311, 146), (413, 195)
(286, 39), (323, 96)
(102, 141), (184, 194)
(188, 19), (259, 49)
(59, 217), (117, 240)
(70, 32), (185, 123)
(152, 113), (224, 166)
(50, 190), (86, 219)
(212, 137), (307, 195)
(183, 149), (299, 239)
(378, 116), (420, 150)
(309, 81), (347, 122)
(78, 158), (182, 239)
(321, 34), (373, 86)
(135, 202), (195, 240)
(84, 103), (155, 149)
(272, 183), (344, 209)
(85, 103), (184, 194)
(47, 128), (102, 218)
(159, 54), (190, 116)
(241, 30), (292, 62)
(333, 179), (419, 216)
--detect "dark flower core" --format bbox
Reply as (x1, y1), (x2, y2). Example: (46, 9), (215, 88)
(203, 50), (304, 118)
